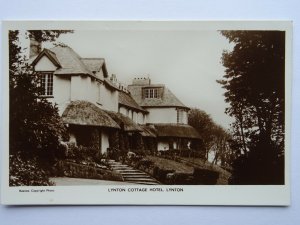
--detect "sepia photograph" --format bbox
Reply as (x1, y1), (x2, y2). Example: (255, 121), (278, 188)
(1, 21), (291, 205)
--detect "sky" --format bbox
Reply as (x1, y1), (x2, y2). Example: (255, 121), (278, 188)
(22, 29), (234, 129)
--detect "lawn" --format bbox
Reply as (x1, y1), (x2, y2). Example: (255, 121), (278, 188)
(179, 157), (231, 185)
(145, 155), (231, 185)
(145, 156), (194, 173)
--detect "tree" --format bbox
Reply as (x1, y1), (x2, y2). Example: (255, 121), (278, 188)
(188, 108), (215, 160)
(211, 124), (233, 168)
(218, 31), (285, 184)
(9, 30), (72, 167)
(188, 108), (233, 167)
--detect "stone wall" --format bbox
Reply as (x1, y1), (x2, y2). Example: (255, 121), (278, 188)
(54, 161), (123, 181)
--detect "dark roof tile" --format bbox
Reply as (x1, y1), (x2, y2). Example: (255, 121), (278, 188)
(153, 123), (200, 139)
(119, 91), (147, 112)
(105, 111), (142, 132)
(48, 46), (94, 76)
(140, 125), (157, 137)
(80, 58), (105, 72)
(128, 84), (189, 109)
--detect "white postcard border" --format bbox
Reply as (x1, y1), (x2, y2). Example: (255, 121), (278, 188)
(1, 21), (292, 205)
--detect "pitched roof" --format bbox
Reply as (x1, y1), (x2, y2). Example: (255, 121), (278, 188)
(140, 125), (157, 137)
(128, 84), (189, 109)
(47, 46), (95, 76)
(118, 91), (147, 113)
(153, 123), (200, 139)
(104, 78), (120, 90)
(80, 58), (104, 72)
(32, 46), (108, 79)
(62, 101), (120, 129)
(105, 111), (142, 132)
(31, 49), (61, 68)
(80, 58), (108, 78)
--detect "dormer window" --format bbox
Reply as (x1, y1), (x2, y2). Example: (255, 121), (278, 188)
(144, 88), (160, 99)
(40, 72), (53, 96)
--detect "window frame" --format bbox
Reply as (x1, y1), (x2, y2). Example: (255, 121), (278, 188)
(39, 72), (54, 97)
(144, 88), (160, 99)
(177, 108), (184, 124)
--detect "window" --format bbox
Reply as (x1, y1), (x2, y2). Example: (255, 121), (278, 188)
(40, 73), (53, 96)
(177, 109), (184, 124)
(154, 89), (158, 98)
(149, 89), (153, 98)
(144, 88), (159, 98)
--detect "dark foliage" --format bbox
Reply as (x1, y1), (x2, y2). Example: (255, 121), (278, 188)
(28, 30), (73, 43)
(9, 154), (54, 186)
(9, 30), (71, 168)
(153, 166), (175, 182)
(193, 168), (219, 185)
(166, 173), (194, 185)
(135, 158), (154, 170)
(9, 73), (67, 165)
(66, 144), (104, 164)
(188, 108), (233, 166)
(219, 31), (285, 184)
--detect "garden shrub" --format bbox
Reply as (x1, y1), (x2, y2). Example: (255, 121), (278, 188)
(153, 166), (175, 182)
(135, 158), (154, 170)
(193, 167), (219, 184)
(54, 161), (123, 181)
(66, 144), (102, 164)
(167, 172), (194, 185)
(157, 149), (204, 159)
(9, 154), (54, 186)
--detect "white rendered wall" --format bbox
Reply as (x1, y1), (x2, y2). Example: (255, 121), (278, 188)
(53, 76), (71, 115)
(132, 111), (138, 123)
(177, 110), (188, 124)
(119, 106), (128, 116)
(34, 57), (71, 115)
(90, 79), (100, 104)
(146, 107), (177, 124)
(68, 132), (77, 145)
(173, 141), (177, 149)
(158, 141), (169, 151)
(100, 86), (118, 112)
(101, 131), (110, 154)
(182, 111), (188, 124)
(34, 55), (57, 71)
(128, 109), (133, 120)
(137, 112), (145, 124)
(119, 107), (146, 124)
(71, 76), (90, 101)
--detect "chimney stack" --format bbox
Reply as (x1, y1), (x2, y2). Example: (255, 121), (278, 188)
(111, 74), (117, 83)
(132, 77), (151, 85)
(29, 37), (41, 58)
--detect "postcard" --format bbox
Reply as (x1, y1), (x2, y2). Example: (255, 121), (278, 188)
(1, 21), (292, 205)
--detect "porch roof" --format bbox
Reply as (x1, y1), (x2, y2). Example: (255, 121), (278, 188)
(152, 123), (201, 139)
(139, 125), (157, 138)
(62, 101), (120, 129)
(105, 111), (142, 132)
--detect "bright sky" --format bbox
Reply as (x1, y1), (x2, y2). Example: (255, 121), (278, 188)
(22, 30), (234, 129)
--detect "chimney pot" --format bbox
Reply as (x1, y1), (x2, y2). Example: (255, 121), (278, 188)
(132, 76), (151, 85)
